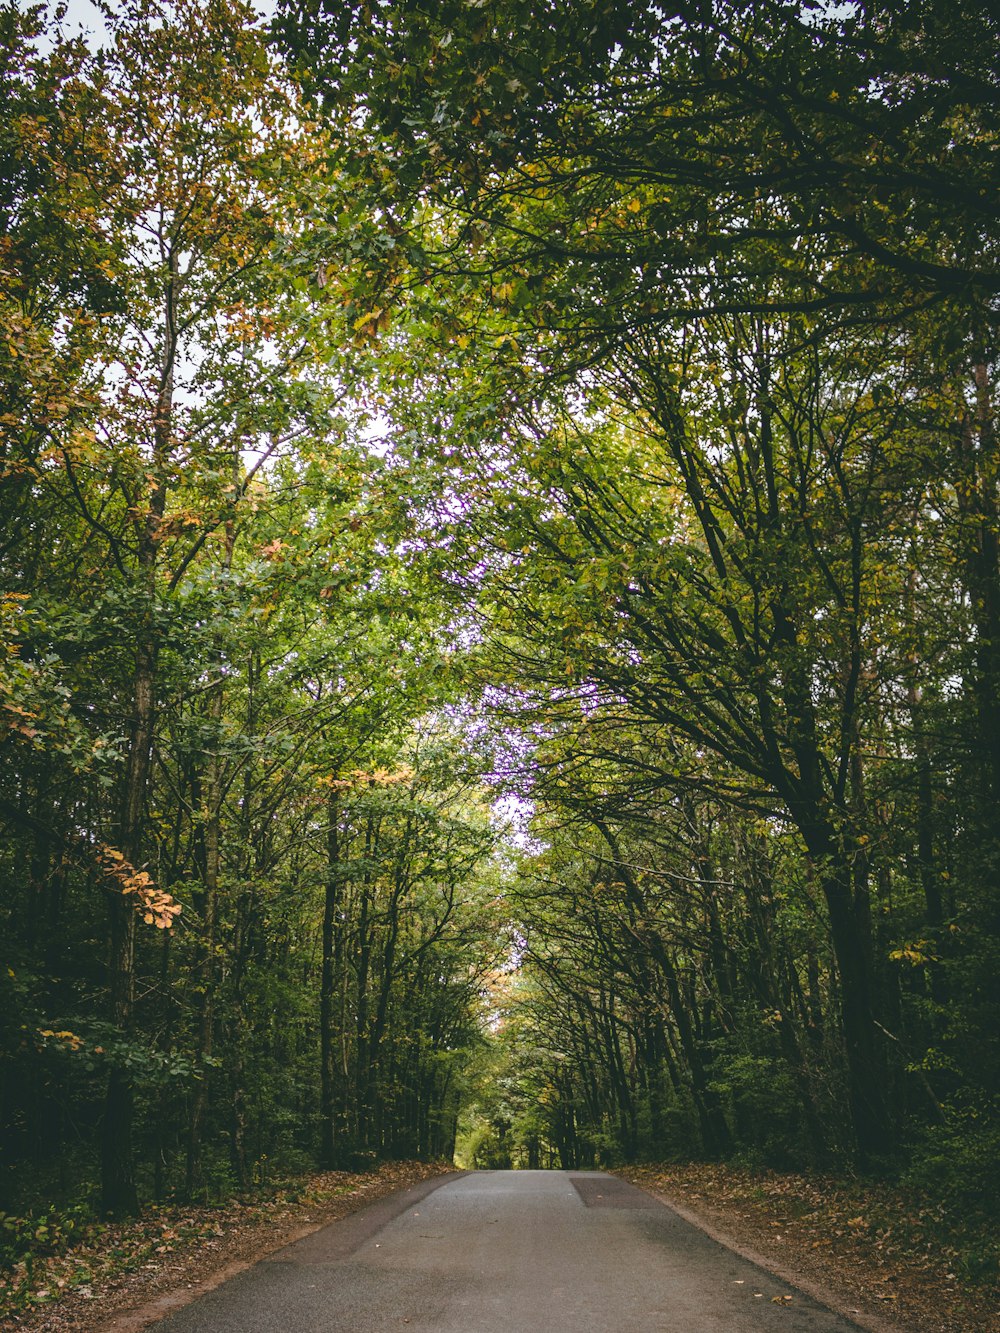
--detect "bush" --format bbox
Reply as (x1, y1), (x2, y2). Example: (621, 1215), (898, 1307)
(904, 1102), (1000, 1211)
(0, 1201), (97, 1270)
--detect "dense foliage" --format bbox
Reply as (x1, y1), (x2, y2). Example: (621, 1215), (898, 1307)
(1, 0), (998, 1256)
(282, 0), (1000, 1185)
(1, 0), (508, 1223)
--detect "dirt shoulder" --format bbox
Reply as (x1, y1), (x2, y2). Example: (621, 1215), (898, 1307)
(616, 1162), (999, 1333)
(1, 1160), (450, 1332)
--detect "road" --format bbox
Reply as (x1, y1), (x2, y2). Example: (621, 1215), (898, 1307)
(150, 1170), (863, 1332)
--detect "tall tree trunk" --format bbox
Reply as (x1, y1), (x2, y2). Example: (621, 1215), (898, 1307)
(320, 784), (345, 1169)
(186, 508), (236, 1197)
(101, 252), (175, 1217)
(779, 657), (891, 1164)
(812, 844), (890, 1164)
(964, 364), (1000, 807)
(102, 634), (157, 1218)
(955, 363), (1000, 937)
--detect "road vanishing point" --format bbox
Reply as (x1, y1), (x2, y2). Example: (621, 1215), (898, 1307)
(149, 1170), (864, 1332)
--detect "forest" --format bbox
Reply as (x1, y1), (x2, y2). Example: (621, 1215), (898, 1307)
(1, 0), (998, 1280)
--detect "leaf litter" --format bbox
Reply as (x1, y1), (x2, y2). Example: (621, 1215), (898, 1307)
(1, 1161), (448, 1332)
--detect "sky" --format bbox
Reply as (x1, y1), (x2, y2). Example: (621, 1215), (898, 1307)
(54, 0), (277, 47)
(54, 0), (109, 43)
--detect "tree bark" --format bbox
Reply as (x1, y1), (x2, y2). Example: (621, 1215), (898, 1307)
(186, 508), (235, 1197)
(320, 785), (346, 1168)
(102, 634), (156, 1217)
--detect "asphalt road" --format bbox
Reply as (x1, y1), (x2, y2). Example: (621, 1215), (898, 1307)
(150, 1170), (864, 1332)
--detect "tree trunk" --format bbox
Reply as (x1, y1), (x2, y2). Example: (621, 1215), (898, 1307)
(101, 251), (175, 1217)
(102, 636), (156, 1217)
(186, 510), (235, 1198)
(320, 785), (346, 1168)
(814, 850), (891, 1164)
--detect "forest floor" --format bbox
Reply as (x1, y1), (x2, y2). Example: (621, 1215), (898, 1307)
(2, 1160), (997, 1332)
(617, 1162), (1000, 1332)
(0, 1160), (449, 1332)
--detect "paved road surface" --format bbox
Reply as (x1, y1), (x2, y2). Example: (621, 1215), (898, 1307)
(151, 1170), (863, 1332)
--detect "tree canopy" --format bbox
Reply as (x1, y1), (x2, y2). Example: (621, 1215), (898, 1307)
(1, 0), (998, 1284)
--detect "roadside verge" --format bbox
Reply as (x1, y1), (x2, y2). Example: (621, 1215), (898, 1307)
(2, 1161), (452, 1333)
(615, 1163), (998, 1333)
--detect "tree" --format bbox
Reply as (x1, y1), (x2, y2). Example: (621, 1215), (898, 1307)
(0, 1), (515, 1211)
(282, 0), (999, 330)
(280, 0), (1000, 1167)
(2, 0), (352, 1214)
